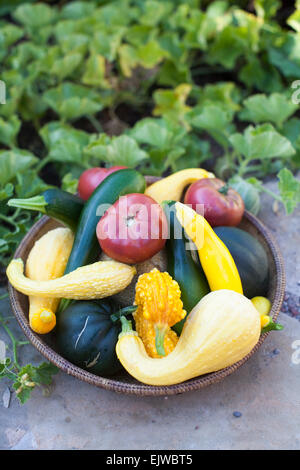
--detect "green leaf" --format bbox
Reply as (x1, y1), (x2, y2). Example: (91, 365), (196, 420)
(12, 3), (57, 43)
(92, 30), (124, 61)
(239, 93), (298, 128)
(126, 24), (157, 47)
(228, 175), (261, 215)
(15, 171), (51, 198)
(153, 84), (192, 128)
(40, 121), (90, 149)
(13, 384), (32, 404)
(136, 40), (167, 69)
(0, 24), (23, 60)
(171, 135), (211, 172)
(103, 135), (148, 167)
(287, 6), (300, 32)
(85, 134), (148, 167)
(118, 44), (139, 77)
(0, 150), (38, 186)
(238, 57), (283, 94)
(61, 1), (96, 20)
(254, 0), (280, 18)
(0, 115), (21, 147)
(0, 183), (14, 201)
(207, 24), (251, 69)
(13, 3), (57, 28)
(58, 33), (89, 56)
(129, 118), (173, 148)
(268, 34), (300, 78)
(5, 41), (46, 70)
(189, 104), (234, 148)
(282, 118), (300, 168)
(81, 53), (111, 88)
(0, 0), (34, 17)
(12, 363), (58, 404)
(157, 60), (191, 87)
(278, 168), (300, 214)
(193, 82), (242, 112)
(50, 52), (83, 81)
(40, 121), (90, 166)
(30, 362), (59, 386)
(43, 82), (103, 121)
(61, 173), (78, 194)
(140, 1), (173, 27)
(229, 124), (296, 161)
(148, 146), (185, 174)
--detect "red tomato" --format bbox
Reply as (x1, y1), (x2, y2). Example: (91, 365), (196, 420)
(184, 178), (245, 227)
(78, 166), (127, 200)
(96, 194), (168, 264)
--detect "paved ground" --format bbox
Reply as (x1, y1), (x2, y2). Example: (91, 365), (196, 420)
(0, 178), (299, 450)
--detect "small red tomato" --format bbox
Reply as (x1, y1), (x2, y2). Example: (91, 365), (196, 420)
(96, 193), (168, 264)
(78, 166), (127, 200)
(184, 178), (245, 227)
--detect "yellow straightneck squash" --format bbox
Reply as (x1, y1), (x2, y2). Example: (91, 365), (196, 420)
(175, 202), (243, 294)
(116, 289), (261, 386)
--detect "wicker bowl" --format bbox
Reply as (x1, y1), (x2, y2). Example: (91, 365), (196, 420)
(8, 177), (285, 396)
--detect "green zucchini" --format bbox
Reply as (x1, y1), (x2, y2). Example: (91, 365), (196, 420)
(58, 169), (146, 313)
(7, 189), (84, 232)
(163, 201), (210, 335)
(214, 226), (269, 299)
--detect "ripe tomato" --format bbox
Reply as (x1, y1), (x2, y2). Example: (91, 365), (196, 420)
(96, 194), (168, 264)
(78, 166), (127, 200)
(184, 178), (245, 227)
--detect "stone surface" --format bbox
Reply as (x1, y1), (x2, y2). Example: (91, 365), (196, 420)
(0, 178), (299, 450)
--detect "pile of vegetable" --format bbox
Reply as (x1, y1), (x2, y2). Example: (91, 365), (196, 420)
(1, 0), (300, 273)
(7, 167), (283, 386)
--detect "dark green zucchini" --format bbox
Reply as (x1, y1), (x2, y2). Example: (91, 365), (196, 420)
(163, 201), (210, 335)
(58, 169), (145, 313)
(214, 226), (269, 299)
(7, 189), (84, 231)
(56, 300), (136, 376)
(64, 168), (146, 275)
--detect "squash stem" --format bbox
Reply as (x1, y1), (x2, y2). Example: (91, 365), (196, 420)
(57, 298), (72, 314)
(120, 316), (134, 333)
(7, 196), (47, 214)
(261, 318), (284, 334)
(155, 325), (167, 357)
(110, 306), (137, 323)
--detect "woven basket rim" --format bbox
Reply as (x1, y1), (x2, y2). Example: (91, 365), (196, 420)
(8, 185), (285, 396)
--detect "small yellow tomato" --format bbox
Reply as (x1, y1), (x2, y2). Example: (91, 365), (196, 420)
(251, 296), (271, 316)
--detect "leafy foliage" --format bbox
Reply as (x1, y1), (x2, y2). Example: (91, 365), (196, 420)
(0, 311), (58, 404)
(0, 0), (299, 270)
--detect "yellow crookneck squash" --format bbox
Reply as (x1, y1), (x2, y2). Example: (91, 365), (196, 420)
(7, 259), (136, 301)
(116, 289), (261, 386)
